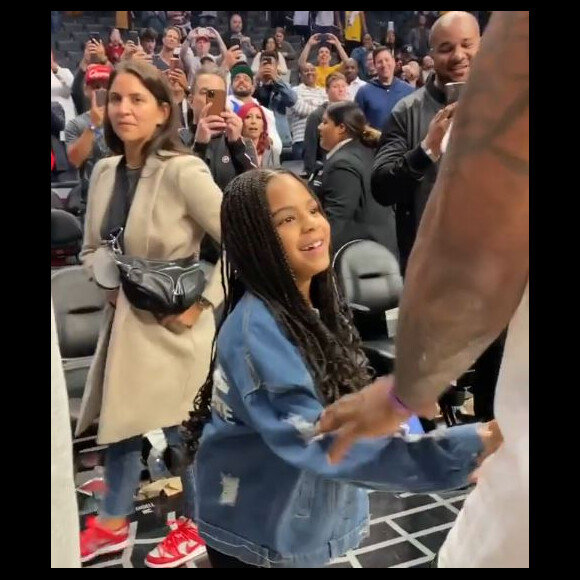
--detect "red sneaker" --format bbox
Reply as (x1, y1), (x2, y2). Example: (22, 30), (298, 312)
(145, 517), (206, 568)
(80, 516), (130, 563)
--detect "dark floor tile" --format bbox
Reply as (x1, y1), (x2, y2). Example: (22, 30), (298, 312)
(327, 562), (353, 568)
(370, 492), (436, 518)
(410, 560), (434, 568)
(415, 530), (449, 554)
(392, 506), (456, 534)
(451, 499), (465, 510)
(357, 542), (425, 568)
(359, 521), (402, 547)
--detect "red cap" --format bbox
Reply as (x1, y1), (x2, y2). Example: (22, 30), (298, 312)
(85, 64), (112, 86)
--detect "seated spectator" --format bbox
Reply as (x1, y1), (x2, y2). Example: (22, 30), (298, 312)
(355, 46), (414, 130)
(298, 33), (349, 89)
(252, 37), (289, 84)
(303, 72), (349, 176)
(64, 64), (112, 215)
(274, 27), (297, 65)
(105, 28), (125, 65)
(316, 100), (398, 256)
(51, 49), (77, 125)
(238, 103), (280, 168)
(227, 64), (283, 158)
(288, 63), (327, 161)
(344, 58), (367, 100)
(253, 53), (297, 149)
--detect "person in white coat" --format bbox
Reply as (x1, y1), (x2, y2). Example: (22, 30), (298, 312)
(51, 49), (77, 125)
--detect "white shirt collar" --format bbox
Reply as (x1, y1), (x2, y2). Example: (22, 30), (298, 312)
(326, 138), (353, 160)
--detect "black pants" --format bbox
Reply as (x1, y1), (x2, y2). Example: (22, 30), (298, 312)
(206, 546), (261, 569)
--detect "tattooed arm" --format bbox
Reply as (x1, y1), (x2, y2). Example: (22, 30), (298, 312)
(394, 10), (529, 411)
(317, 11), (529, 462)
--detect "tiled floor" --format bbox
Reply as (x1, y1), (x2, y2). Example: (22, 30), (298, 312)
(80, 487), (468, 569)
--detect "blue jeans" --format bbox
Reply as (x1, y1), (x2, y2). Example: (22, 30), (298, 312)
(100, 426), (195, 520)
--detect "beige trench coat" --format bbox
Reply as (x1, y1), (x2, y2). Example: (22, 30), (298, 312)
(75, 152), (223, 445)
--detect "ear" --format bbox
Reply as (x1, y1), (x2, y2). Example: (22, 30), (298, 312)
(156, 101), (171, 126)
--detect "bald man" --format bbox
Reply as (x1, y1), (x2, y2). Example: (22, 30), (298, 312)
(371, 10), (481, 273)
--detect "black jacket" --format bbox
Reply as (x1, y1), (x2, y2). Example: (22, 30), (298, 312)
(371, 74), (446, 273)
(185, 129), (256, 192)
(316, 140), (398, 258)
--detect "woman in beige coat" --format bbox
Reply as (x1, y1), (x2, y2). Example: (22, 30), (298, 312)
(77, 60), (223, 568)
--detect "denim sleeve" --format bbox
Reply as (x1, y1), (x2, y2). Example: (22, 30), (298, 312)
(241, 306), (483, 494)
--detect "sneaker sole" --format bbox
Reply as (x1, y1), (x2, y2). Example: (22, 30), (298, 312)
(81, 538), (130, 563)
(144, 545), (207, 569)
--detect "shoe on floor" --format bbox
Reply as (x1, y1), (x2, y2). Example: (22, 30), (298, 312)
(145, 517), (206, 568)
(80, 516), (130, 563)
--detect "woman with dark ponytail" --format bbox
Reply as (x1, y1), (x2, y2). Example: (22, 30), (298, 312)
(315, 100), (398, 256)
(182, 168), (502, 568)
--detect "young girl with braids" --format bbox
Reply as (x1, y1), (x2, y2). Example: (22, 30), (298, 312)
(183, 169), (502, 569)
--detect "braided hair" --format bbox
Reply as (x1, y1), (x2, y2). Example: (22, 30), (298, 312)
(182, 169), (372, 458)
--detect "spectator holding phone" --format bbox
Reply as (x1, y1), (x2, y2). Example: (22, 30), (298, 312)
(253, 53), (297, 148)
(138, 28), (158, 56)
(153, 27), (182, 71)
(180, 27), (227, 85)
(51, 48), (77, 125)
(223, 13), (257, 61)
(105, 28), (125, 65)
(64, 64), (113, 219)
(252, 37), (289, 83)
(71, 39), (109, 115)
(298, 33), (349, 89)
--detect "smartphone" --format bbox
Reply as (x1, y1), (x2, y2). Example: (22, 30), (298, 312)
(206, 88), (227, 116)
(89, 31), (101, 44)
(229, 37), (241, 48)
(319, 33), (328, 43)
(445, 81), (466, 105)
(261, 56), (274, 66)
(170, 57), (181, 71)
(128, 30), (140, 45)
(387, 20), (395, 32)
(95, 88), (107, 107)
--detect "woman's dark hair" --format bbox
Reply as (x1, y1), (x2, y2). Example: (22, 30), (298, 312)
(261, 36), (279, 53)
(103, 59), (191, 162)
(325, 101), (381, 149)
(182, 169), (372, 458)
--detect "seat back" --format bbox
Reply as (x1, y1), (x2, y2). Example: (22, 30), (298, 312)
(51, 266), (106, 360)
(334, 239), (402, 312)
(51, 209), (82, 266)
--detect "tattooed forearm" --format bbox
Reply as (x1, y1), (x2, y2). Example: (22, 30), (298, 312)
(393, 11), (529, 410)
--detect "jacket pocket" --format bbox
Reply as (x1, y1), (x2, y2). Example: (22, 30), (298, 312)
(294, 472), (316, 518)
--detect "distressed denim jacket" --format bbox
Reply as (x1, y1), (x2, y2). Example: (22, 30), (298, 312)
(194, 293), (482, 568)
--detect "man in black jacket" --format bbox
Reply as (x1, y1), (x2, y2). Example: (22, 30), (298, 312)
(371, 11), (481, 275)
(184, 67), (256, 192)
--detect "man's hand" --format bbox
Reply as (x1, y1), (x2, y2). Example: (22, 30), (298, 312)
(423, 103), (457, 159)
(195, 102), (228, 144)
(221, 110), (243, 143)
(160, 302), (204, 330)
(326, 33), (341, 46)
(260, 62), (277, 82)
(51, 52), (58, 73)
(122, 40), (139, 60)
(223, 45), (244, 71)
(470, 420), (503, 483)
(318, 376), (409, 463)
(89, 91), (105, 128)
(167, 67), (188, 91)
(308, 33), (321, 46)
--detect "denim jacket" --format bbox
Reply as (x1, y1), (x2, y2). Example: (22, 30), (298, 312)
(194, 293), (482, 568)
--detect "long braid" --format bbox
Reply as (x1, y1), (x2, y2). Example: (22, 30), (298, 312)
(182, 169), (372, 458)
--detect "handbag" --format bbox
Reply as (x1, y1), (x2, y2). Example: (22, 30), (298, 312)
(106, 227), (207, 316)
